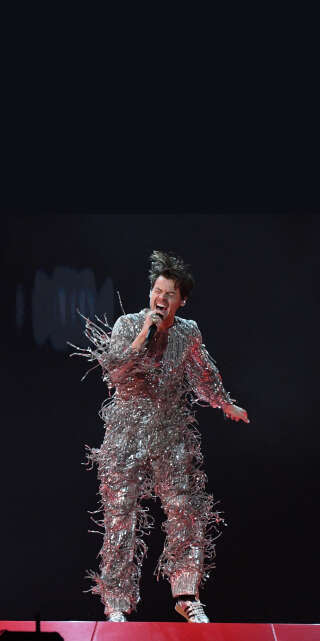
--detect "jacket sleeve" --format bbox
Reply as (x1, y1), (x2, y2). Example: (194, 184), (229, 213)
(184, 320), (234, 411)
(104, 314), (154, 385)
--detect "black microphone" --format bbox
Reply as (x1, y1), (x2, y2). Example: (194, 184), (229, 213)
(145, 323), (157, 345)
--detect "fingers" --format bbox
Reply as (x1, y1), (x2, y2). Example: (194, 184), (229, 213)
(150, 311), (163, 324)
(224, 407), (250, 423)
(228, 412), (250, 423)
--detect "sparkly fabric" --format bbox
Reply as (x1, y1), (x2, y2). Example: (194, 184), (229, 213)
(70, 308), (233, 614)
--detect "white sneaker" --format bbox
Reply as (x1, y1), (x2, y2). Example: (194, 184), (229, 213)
(105, 609), (127, 622)
(175, 599), (210, 623)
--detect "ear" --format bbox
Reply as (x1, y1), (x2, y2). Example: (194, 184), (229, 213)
(180, 299), (187, 307)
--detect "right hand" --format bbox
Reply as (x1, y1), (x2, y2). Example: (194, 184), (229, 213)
(141, 310), (164, 338)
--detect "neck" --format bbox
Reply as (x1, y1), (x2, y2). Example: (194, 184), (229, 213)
(159, 316), (175, 331)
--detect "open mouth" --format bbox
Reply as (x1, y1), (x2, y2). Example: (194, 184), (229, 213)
(156, 304), (168, 314)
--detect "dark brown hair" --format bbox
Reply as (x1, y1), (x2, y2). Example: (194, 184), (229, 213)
(148, 250), (195, 300)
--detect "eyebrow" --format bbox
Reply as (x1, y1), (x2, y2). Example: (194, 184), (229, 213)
(154, 287), (176, 294)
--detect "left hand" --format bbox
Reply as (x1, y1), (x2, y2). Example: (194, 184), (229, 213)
(223, 404), (250, 423)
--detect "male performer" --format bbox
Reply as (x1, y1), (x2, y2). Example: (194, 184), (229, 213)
(74, 251), (249, 623)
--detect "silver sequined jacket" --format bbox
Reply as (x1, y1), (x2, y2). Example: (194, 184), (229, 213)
(94, 309), (233, 412)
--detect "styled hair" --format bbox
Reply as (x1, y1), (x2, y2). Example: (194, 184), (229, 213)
(148, 250), (195, 300)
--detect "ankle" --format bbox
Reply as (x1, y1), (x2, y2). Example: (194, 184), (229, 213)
(175, 594), (196, 604)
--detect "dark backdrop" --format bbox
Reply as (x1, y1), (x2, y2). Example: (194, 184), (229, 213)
(1, 212), (319, 623)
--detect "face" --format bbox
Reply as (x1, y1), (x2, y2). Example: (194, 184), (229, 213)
(149, 275), (186, 327)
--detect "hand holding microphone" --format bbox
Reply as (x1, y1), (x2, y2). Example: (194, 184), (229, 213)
(143, 310), (164, 345)
(131, 310), (164, 353)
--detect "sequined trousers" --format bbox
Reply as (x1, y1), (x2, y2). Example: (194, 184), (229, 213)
(86, 394), (218, 614)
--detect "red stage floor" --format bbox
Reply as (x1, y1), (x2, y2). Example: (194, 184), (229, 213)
(1, 621), (320, 640)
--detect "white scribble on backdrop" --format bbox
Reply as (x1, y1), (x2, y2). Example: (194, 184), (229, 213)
(31, 266), (114, 350)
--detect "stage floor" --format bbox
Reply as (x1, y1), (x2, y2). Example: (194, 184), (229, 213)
(1, 621), (320, 640)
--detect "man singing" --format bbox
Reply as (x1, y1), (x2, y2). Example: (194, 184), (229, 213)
(74, 250), (249, 623)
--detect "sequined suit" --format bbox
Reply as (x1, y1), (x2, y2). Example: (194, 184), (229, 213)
(76, 308), (233, 614)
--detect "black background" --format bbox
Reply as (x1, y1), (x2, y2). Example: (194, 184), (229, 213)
(1, 211), (319, 623)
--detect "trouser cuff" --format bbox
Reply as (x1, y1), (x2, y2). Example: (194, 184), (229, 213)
(170, 571), (201, 598)
(104, 597), (132, 614)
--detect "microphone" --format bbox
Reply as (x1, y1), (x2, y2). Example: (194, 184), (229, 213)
(145, 323), (157, 345)
(145, 312), (163, 346)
